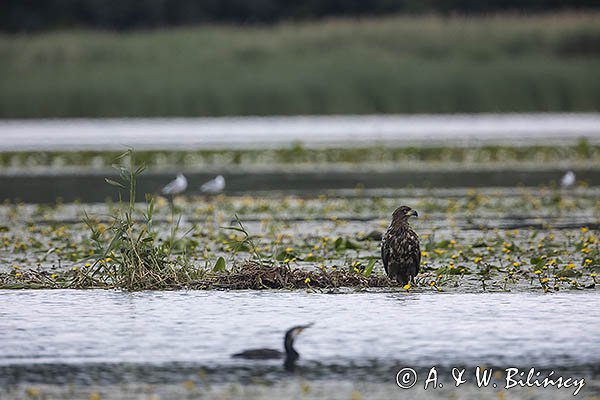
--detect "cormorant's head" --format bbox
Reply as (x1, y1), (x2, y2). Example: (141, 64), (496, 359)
(284, 323), (313, 361)
(391, 206), (418, 224)
(285, 323), (313, 342)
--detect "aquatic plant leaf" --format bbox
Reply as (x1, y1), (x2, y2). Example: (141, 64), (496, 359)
(344, 238), (360, 250)
(363, 259), (376, 277)
(334, 237), (345, 250)
(105, 178), (125, 188)
(436, 240), (451, 248)
(213, 257), (226, 273)
(530, 257), (545, 267)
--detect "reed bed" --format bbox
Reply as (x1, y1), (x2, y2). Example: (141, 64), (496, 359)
(1, 12), (599, 118)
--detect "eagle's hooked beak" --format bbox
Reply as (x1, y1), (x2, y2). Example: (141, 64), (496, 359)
(406, 209), (418, 218)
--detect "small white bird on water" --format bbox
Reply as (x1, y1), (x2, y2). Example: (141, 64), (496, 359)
(162, 173), (188, 195)
(200, 175), (226, 194)
(560, 170), (576, 188)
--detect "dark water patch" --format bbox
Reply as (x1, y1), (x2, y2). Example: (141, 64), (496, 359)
(2, 168), (600, 203)
(1, 362), (599, 387)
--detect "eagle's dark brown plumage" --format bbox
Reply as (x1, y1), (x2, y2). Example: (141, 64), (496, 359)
(381, 206), (420, 285)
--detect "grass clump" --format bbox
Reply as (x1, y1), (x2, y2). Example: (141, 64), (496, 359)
(79, 150), (202, 290)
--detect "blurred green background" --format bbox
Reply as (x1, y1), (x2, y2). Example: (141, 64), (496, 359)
(1, 1), (599, 118)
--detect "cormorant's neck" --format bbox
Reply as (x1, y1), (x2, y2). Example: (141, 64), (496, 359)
(284, 337), (299, 372)
(284, 334), (299, 361)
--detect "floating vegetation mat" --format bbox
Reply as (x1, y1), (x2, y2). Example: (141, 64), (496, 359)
(0, 261), (390, 291)
(1, 140), (600, 169)
(1, 188), (598, 293)
(0, 152), (598, 292)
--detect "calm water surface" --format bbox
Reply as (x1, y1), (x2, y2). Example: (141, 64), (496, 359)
(1, 290), (599, 370)
(1, 113), (600, 151)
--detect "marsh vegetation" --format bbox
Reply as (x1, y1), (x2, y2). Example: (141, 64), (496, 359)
(1, 153), (597, 292)
(1, 12), (600, 118)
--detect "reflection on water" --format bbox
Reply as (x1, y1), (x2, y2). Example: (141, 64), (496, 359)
(1, 290), (599, 371)
(1, 113), (599, 151)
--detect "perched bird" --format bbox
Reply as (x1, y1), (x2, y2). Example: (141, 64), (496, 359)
(381, 206), (420, 285)
(232, 323), (313, 371)
(200, 175), (225, 194)
(560, 170), (576, 188)
(161, 173), (188, 195)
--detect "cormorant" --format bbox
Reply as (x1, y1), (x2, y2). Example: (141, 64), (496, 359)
(381, 206), (420, 285)
(232, 323), (313, 371)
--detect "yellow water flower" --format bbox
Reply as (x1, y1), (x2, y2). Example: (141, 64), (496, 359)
(285, 247), (293, 253)
(89, 392), (101, 400)
(474, 257), (483, 263)
(534, 270), (542, 275)
(304, 277), (311, 284)
(581, 227), (589, 233)
(25, 387), (41, 397)
(421, 251), (429, 258)
(566, 263), (576, 270)
(183, 380), (195, 390)
(541, 278), (549, 284)
(513, 262), (521, 267)
(584, 259), (592, 265)
(85, 263), (92, 268)
(403, 283), (411, 290)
